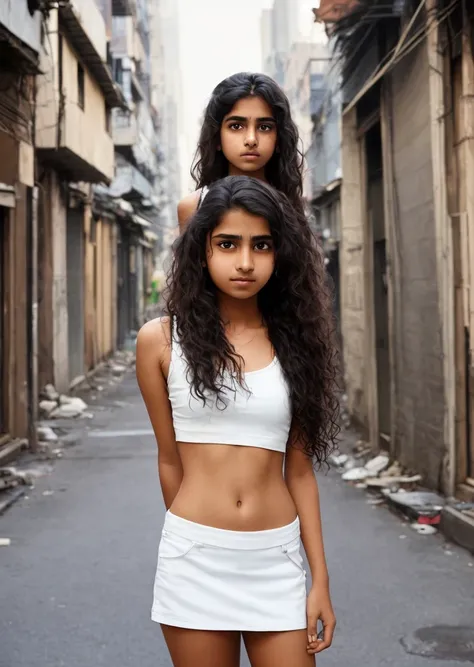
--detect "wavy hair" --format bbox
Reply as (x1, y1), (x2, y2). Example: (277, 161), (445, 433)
(166, 176), (340, 465)
(191, 72), (305, 214)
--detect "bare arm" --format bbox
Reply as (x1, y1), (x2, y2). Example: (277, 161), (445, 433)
(177, 191), (201, 232)
(285, 438), (329, 585)
(285, 431), (336, 654)
(136, 318), (183, 509)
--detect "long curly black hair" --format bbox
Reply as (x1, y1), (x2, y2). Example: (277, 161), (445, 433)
(191, 72), (305, 214)
(166, 176), (340, 465)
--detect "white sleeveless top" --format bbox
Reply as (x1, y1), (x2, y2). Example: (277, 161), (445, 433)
(167, 331), (292, 452)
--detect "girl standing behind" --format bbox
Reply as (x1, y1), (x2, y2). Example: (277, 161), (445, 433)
(178, 72), (306, 230)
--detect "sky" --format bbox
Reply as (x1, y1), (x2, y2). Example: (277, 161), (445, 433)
(176, 0), (318, 194)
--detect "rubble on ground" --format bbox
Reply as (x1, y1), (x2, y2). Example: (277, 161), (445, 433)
(331, 434), (447, 533)
(39, 385), (89, 420)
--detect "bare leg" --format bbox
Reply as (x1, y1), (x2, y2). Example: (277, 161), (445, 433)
(161, 625), (241, 667)
(244, 630), (316, 667)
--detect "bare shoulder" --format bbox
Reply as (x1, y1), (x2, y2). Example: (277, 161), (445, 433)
(136, 317), (171, 360)
(177, 190), (201, 230)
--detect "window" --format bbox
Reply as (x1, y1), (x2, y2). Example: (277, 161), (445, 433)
(77, 63), (85, 110)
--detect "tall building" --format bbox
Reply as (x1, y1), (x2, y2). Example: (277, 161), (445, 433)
(150, 0), (183, 231)
(261, 0), (328, 199)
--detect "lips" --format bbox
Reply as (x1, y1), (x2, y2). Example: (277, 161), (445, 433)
(231, 278), (255, 283)
(241, 153), (260, 158)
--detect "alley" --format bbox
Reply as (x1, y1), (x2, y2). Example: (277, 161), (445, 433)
(1, 371), (473, 667)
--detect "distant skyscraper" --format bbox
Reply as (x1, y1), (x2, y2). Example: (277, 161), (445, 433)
(150, 0), (183, 228)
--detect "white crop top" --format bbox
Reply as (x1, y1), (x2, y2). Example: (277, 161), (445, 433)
(167, 331), (292, 452)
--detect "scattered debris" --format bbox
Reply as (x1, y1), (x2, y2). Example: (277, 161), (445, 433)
(342, 467), (376, 481)
(330, 453), (349, 467)
(59, 395), (87, 409)
(39, 400), (57, 417)
(37, 426), (59, 443)
(50, 398), (88, 419)
(367, 497), (385, 506)
(365, 474), (422, 489)
(0, 538), (11, 547)
(385, 491), (445, 525)
(41, 384), (59, 402)
(38, 385), (89, 420)
(110, 363), (127, 376)
(42, 490), (54, 497)
(365, 454), (390, 475)
(411, 523), (438, 536)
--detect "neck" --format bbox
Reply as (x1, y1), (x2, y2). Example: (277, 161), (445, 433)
(228, 164), (267, 182)
(217, 292), (262, 331)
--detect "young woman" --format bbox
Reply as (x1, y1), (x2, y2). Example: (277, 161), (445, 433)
(177, 72), (305, 231)
(137, 176), (339, 667)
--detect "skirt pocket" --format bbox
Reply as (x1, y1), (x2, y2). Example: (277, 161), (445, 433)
(159, 530), (197, 560)
(281, 536), (306, 576)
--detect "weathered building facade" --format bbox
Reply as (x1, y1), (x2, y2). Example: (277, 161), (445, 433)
(318, 0), (474, 509)
(0, 0), (41, 448)
(36, 0), (123, 391)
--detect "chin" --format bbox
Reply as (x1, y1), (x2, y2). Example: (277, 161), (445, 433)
(237, 162), (265, 173)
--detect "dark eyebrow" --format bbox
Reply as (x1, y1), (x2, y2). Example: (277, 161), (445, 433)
(212, 233), (242, 240)
(224, 115), (276, 123)
(212, 233), (273, 242)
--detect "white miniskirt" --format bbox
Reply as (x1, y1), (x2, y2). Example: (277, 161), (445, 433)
(151, 511), (308, 632)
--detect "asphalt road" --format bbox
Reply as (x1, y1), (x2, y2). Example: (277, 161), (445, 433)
(1, 372), (474, 667)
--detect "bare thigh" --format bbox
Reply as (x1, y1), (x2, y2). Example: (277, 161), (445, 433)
(244, 630), (316, 667)
(161, 625), (241, 667)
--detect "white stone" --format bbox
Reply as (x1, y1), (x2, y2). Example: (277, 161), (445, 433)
(37, 426), (59, 443)
(50, 401), (86, 419)
(39, 400), (57, 417)
(43, 384), (59, 401)
(110, 364), (127, 376)
(58, 395), (88, 411)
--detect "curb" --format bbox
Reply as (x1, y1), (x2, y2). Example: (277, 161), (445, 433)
(0, 440), (27, 467)
(440, 507), (474, 554)
(0, 487), (26, 516)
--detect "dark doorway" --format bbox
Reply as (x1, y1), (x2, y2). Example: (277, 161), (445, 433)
(66, 206), (85, 384)
(0, 207), (5, 434)
(366, 122), (391, 447)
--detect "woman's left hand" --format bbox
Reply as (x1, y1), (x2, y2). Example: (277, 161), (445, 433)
(306, 583), (336, 655)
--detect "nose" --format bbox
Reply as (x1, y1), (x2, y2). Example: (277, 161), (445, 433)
(236, 246), (254, 272)
(244, 127), (257, 148)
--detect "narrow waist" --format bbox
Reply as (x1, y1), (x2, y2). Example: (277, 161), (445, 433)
(163, 511), (300, 550)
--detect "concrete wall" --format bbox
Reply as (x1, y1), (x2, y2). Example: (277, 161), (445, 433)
(85, 213), (117, 370)
(340, 108), (368, 428)
(36, 10), (114, 181)
(51, 173), (70, 392)
(389, 44), (446, 488)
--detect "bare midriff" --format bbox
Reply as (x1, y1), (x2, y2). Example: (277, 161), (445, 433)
(169, 442), (297, 531)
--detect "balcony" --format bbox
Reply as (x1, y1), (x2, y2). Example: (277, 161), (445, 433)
(112, 108), (138, 147)
(0, 0), (41, 55)
(59, 0), (124, 107)
(109, 154), (153, 200)
(36, 97), (114, 183)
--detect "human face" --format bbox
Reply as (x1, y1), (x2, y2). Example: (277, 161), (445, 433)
(206, 208), (275, 301)
(220, 96), (277, 179)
